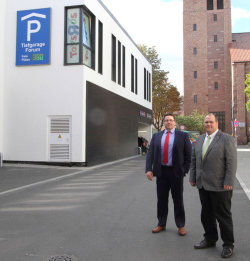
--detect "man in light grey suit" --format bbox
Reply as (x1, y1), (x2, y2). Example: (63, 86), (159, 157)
(189, 113), (237, 259)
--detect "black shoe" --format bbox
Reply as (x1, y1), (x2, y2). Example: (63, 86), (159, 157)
(194, 239), (216, 249)
(221, 247), (233, 258)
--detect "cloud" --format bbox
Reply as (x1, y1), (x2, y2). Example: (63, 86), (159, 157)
(101, 0), (184, 93)
(232, 7), (250, 26)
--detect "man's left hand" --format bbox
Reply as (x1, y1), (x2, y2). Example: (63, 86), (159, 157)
(224, 185), (233, 190)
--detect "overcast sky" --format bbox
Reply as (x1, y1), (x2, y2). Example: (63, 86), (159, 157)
(101, 0), (250, 95)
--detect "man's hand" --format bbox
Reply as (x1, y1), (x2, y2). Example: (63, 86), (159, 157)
(146, 171), (154, 181)
(224, 185), (233, 190)
(190, 182), (196, 187)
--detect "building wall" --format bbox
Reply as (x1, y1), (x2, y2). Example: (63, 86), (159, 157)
(184, 0), (232, 133)
(0, 0), (6, 153)
(232, 63), (247, 144)
(86, 82), (152, 165)
(2, 0), (152, 164)
(184, 0), (208, 115)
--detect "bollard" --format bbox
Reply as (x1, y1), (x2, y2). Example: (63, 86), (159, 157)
(0, 152), (2, 167)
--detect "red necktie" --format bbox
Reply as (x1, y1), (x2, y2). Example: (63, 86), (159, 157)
(163, 131), (170, 164)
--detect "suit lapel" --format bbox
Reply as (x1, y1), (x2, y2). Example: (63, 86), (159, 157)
(157, 130), (165, 148)
(197, 134), (206, 160)
(173, 129), (179, 152)
(203, 131), (221, 160)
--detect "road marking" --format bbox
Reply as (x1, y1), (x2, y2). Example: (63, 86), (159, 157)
(237, 148), (250, 151)
(0, 155), (139, 197)
(236, 174), (250, 201)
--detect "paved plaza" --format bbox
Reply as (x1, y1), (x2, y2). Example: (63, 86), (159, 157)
(0, 148), (250, 261)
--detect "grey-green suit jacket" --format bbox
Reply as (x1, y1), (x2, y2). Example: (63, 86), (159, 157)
(189, 131), (237, 191)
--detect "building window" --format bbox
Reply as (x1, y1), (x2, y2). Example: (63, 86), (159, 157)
(193, 47), (197, 55)
(122, 45), (126, 87)
(211, 111), (225, 131)
(144, 68), (151, 102)
(213, 14), (217, 21)
(149, 73), (151, 102)
(214, 61), (218, 69)
(207, 0), (213, 10)
(217, 0), (223, 9)
(118, 41), (121, 85)
(131, 55), (134, 93)
(214, 35), (218, 42)
(194, 95), (197, 103)
(194, 71), (197, 79)
(135, 59), (138, 94)
(214, 82), (218, 90)
(193, 24), (197, 31)
(65, 6), (95, 68)
(147, 70), (149, 100)
(111, 34), (116, 82)
(98, 20), (103, 74)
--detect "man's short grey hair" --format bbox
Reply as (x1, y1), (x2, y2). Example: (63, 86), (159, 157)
(205, 113), (218, 122)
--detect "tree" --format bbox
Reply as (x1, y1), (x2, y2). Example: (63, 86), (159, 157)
(245, 74), (250, 111)
(175, 110), (205, 132)
(139, 45), (181, 131)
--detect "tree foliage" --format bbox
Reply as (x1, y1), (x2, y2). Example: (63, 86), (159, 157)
(245, 74), (250, 111)
(175, 110), (205, 132)
(139, 45), (181, 131)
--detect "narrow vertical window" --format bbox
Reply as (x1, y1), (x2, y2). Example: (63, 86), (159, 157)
(144, 68), (146, 100)
(135, 59), (138, 94)
(131, 55), (134, 93)
(207, 0), (213, 10)
(193, 24), (197, 31)
(82, 11), (92, 67)
(149, 73), (151, 102)
(214, 61), (218, 69)
(194, 95), (197, 103)
(118, 41), (121, 85)
(214, 35), (218, 42)
(194, 71), (197, 79)
(98, 20), (103, 74)
(213, 14), (217, 21)
(214, 82), (218, 90)
(217, 0), (223, 9)
(122, 45), (125, 87)
(193, 47), (197, 55)
(147, 70), (149, 101)
(111, 34), (116, 82)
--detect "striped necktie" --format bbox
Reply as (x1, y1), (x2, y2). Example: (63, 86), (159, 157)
(202, 136), (211, 159)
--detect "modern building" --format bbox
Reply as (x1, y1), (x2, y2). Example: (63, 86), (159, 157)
(183, 0), (250, 144)
(0, 0), (152, 166)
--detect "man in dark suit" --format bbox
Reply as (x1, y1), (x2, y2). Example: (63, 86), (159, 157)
(189, 113), (237, 258)
(146, 113), (192, 236)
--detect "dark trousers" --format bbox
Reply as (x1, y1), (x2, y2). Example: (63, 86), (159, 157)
(156, 166), (185, 228)
(199, 188), (234, 247)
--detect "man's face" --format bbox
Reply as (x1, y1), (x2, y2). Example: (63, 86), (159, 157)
(163, 115), (175, 131)
(204, 115), (218, 135)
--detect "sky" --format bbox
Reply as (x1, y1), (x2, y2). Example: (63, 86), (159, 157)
(101, 0), (250, 95)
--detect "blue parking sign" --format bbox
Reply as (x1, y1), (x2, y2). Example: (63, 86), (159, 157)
(16, 8), (51, 66)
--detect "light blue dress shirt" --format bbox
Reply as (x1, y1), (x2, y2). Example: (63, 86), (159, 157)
(161, 128), (175, 166)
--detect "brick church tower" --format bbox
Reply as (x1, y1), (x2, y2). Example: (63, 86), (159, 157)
(183, 0), (232, 133)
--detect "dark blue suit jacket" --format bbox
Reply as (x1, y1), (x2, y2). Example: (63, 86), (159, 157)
(146, 129), (192, 178)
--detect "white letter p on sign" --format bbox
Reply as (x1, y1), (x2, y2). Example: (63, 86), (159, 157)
(27, 20), (41, 41)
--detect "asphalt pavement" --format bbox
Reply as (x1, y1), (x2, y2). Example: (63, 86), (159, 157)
(0, 149), (250, 261)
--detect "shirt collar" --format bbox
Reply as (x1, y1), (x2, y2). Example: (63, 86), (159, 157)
(165, 128), (175, 134)
(206, 129), (219, 139)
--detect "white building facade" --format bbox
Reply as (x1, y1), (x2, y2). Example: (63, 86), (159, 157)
(0, 0), (152, 166)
